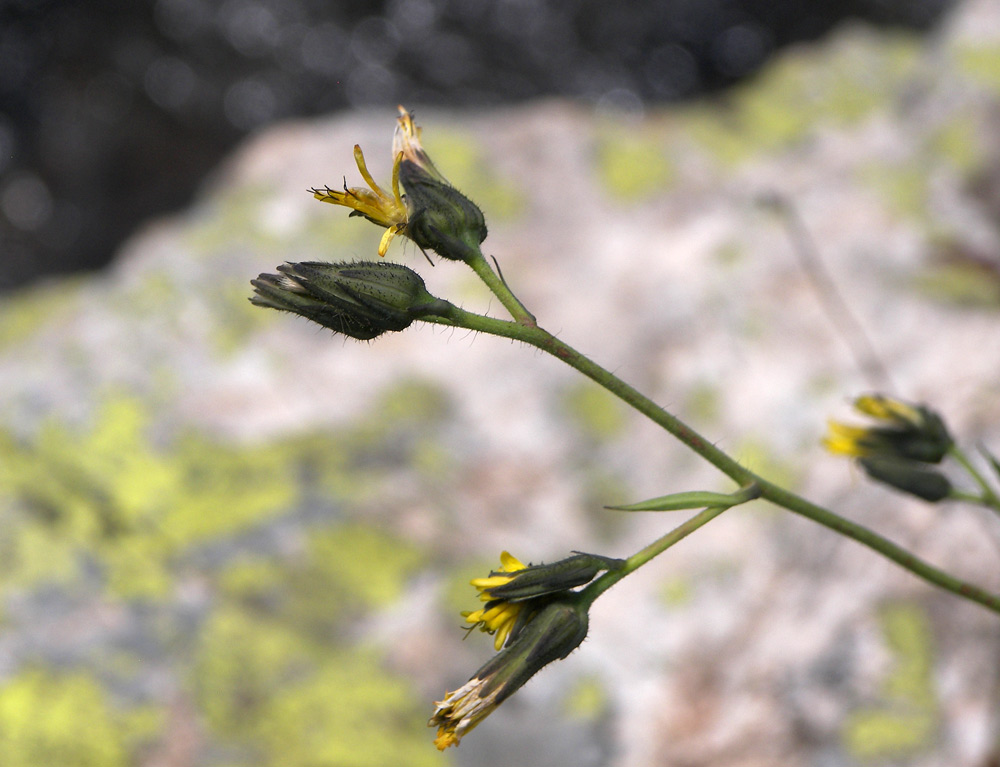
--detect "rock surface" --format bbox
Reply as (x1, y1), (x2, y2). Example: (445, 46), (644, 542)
(1, 1), (1000, 765)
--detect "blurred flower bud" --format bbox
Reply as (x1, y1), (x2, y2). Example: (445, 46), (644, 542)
(859, 457), (953, 502)
(474, 551), (624, 603)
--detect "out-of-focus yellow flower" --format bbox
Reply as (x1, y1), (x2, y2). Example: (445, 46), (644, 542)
(824, 393), (956, 501)
(823, 393), (952, 463)
(853, 394), (924, 428)
(824, 421), (875, 457)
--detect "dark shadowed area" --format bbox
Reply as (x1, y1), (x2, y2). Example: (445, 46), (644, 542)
(0, 0), (955, 291)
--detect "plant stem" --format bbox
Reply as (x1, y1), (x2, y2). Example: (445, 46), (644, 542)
(464, 249), (537, 325)
(427, 303), (1000, 616)
(950, 445), (1000, 511)
(579, 506), (730, 606)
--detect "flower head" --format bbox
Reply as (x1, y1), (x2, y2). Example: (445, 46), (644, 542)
(824, 394), (952, 463)
(310, 142), (408, 257)
(825, 394), (955, 502)
(309, 106), (487, 261)
(462, 551), (622, 650)
(431, 599), (589, 749)
(463, 551), (529, 651)
(250, 260), (444, 340)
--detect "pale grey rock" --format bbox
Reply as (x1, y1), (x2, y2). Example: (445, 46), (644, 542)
(2, 1), (1000, 765)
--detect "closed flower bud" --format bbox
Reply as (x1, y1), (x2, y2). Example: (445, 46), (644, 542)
(250, 260), (445, 340)
(859, 457), (953, 502)
(398, 158), (487, 262)
(475, 552), (624, 603)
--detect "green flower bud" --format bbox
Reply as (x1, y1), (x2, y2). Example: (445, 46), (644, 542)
(476, 552), (624, 603)
(250, 260), (444, 340)
(398, 158), (487, 262)
(859, 457), (953, 502)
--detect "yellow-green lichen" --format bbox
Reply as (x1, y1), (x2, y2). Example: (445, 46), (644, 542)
(954, 44), (1000, 95)
(194, 607), (321, 739)
(685, 382), (722, 426)
(913, 255), (1000, 309)
(681, 30), (922, 167)
(842, 603), (938, 760)
(255, 651), (439, 767)
(597, 130), (675, 201)
(0, 395), (299, 598)
(421, 127), (524, 221)
(562, 676), (609, 721)
(735, 438), (801, 493)
(0, 669), (162, 767)
(579, 468), (631, 539)
(0, 277), (84, 352)
(858, 162), (930, 221)
(183, 182), (276, 254)
(305, 523), (425, 610)
(660, 576), (694, 608)
(562, 381), (628, 443)
(713, 241), (746, 268)
(368, 377), (452, 428)
(929, 115), (983, 176)
(211, 275), (279, 355)
(194, 608), (436, 766)
(215, 522), (426, 640)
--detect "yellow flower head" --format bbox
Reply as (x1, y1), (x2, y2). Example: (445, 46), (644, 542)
(853, 394), (923, 427)
(310, 137), (408, 257)
(823, 393), (952, 463)
(463, 551), (527, 651)
(823, 420), (873, 457)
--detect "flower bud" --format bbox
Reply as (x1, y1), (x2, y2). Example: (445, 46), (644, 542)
(398, 159), (488, 262)
(250, 260), (444, 340)
(475, 552), (624, 603)
(859, 457), (952, 502)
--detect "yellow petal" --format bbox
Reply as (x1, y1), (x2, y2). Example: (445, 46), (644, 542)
(499, 551), (526, 571)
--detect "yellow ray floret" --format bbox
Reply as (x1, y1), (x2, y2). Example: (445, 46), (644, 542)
(310, 144), (407, 256)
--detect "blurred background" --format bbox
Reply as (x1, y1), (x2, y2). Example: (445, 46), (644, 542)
(3, 1), (1000, 766)
(0, 0), (955, 292)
